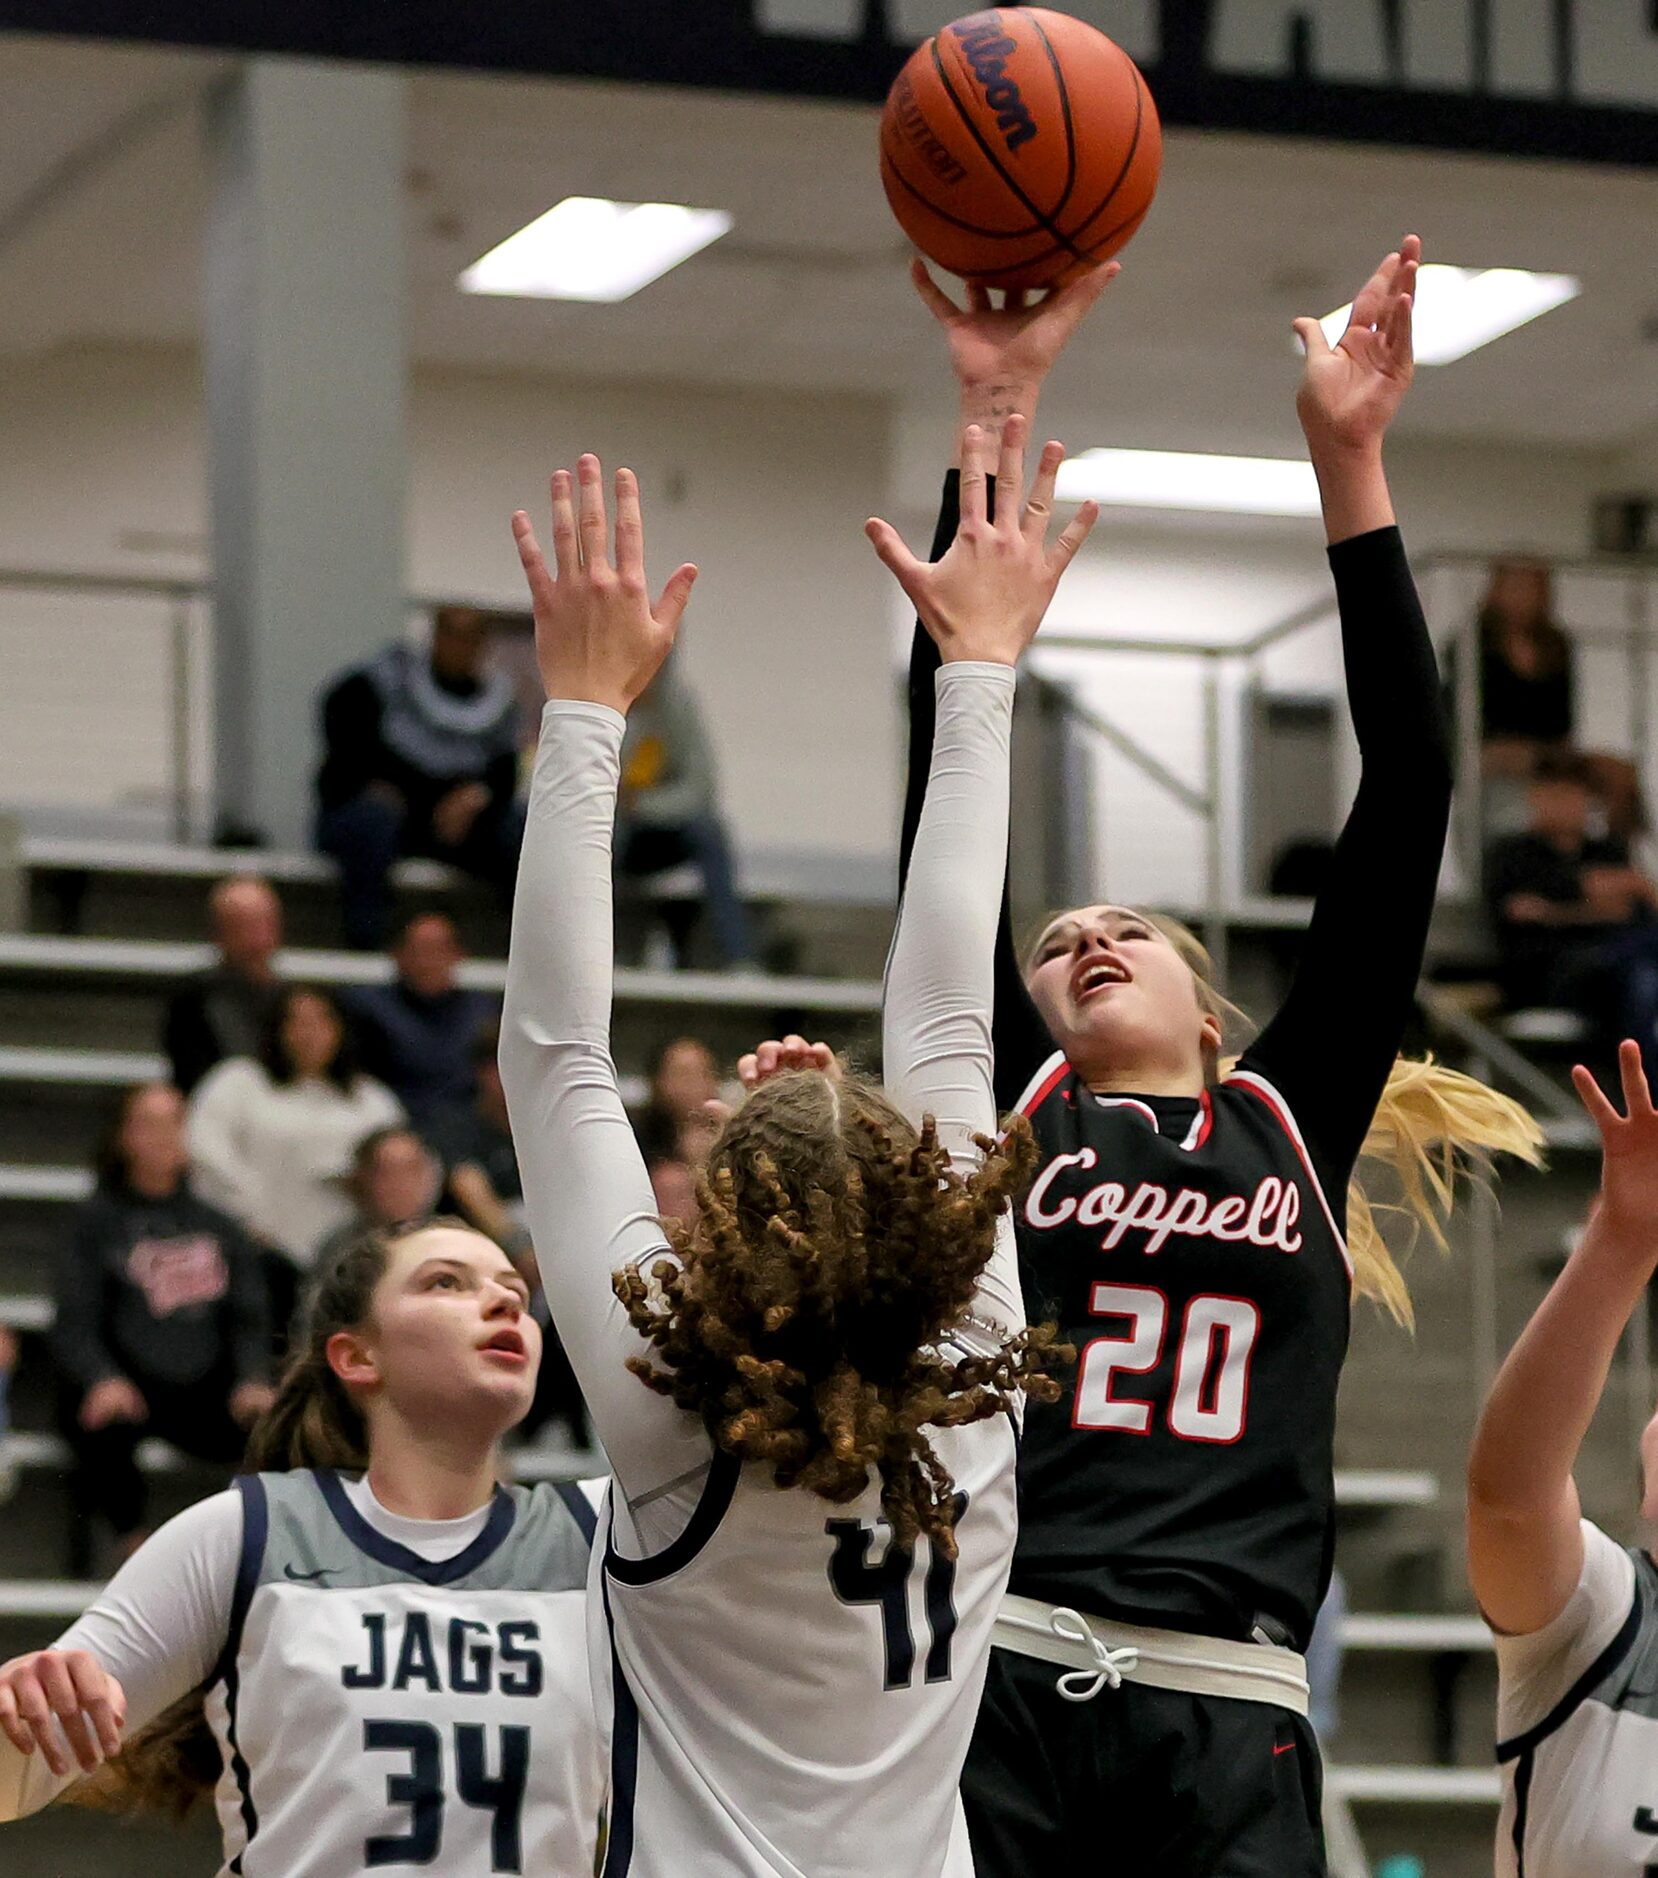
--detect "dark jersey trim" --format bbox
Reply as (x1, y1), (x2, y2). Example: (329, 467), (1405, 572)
(220, 1474), (268, 1870)
(556, 1478), (599, 1547)
(604, 1448), (741, 1587)
(598, 1572), (640, 1876)
(312, 1468), (518, 1584)
(1496, 1586), (1644, 1763)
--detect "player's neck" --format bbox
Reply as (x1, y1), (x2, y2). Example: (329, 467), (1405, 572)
(363, 1419), (501, 1522)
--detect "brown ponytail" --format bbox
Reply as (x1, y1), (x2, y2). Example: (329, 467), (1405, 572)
(66, 1227), (407, 1819)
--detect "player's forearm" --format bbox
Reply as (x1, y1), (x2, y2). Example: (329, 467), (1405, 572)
(1469, 1220), (1651, 1514)
(1310, 441), (1395, 547)
(885, 663), (1015, 1156)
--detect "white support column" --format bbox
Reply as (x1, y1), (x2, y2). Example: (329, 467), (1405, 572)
(203, 59), (406, 848)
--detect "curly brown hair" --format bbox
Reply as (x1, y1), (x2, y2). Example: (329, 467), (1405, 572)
(614, 1068), (1064, 1556)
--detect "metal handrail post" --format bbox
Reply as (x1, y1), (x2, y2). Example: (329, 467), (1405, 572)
(1202, 653), (1229, 986)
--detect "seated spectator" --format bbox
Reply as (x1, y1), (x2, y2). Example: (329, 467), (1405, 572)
(1454, 557), (1644, 841)
(423, 1027), (585, 1443)
(343, 912), (496, 1125)
(161, 875), (285, 1095)
(311, 1126), (443, 1271)
(424, 1022), (530, 1259)
(1488, 753), (1658, 1074)
(51, 1083), (272, 1566)
(186, 985), (402, 1343)
(315, 606), (525, 949)
(619, 653), (757, 969)
(630, 1034), (723, 1166)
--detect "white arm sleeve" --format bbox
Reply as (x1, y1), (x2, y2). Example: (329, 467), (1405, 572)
(882, 662), (1024, 1347)
(0, 1489), (239, 1822)
(500, 700), (712, 1508)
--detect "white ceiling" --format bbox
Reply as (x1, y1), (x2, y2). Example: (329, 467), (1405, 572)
(3, 32), (1658, 456)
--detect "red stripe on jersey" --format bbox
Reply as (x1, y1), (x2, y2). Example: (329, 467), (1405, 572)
(1012, 1050), (1071, 1120)
(1223, 1070), (1354, 1279)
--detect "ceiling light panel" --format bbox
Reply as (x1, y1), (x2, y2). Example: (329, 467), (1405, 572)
(460, 197), (734, 304)
(1055, 449), (1323, 518)
(1319, 263), (1580, 366)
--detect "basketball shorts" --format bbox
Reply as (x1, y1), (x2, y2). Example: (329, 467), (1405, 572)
(962, 1643), (1327, 1878)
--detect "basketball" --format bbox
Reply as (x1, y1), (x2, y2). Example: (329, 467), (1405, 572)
(879, 7), (1163, 292)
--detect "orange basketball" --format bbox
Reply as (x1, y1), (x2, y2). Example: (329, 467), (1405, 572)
(880, 7), (1162, 292)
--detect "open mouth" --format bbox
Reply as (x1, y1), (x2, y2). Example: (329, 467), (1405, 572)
(1072, 958), (1131, 1005)
(479, 1328), (527, 1363)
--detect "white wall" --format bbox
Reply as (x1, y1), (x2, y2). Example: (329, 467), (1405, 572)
(1, 337), (1652, 905)
(0, 343), (895, 888)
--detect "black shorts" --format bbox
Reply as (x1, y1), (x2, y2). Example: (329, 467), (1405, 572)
(962, 1644), (1327, 1878)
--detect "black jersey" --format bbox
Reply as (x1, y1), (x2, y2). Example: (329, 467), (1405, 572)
(1009, 1051), (1350, 1647)
(900, 473), (1452, 1659)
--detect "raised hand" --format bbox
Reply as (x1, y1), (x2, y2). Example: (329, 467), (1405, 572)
(1293, 235), (1419, 458)
(866, 416), (1098, 666)
(0, 1649), (127, 1778)
(913, 257), (1120, 397)
(512, 456), (698, 716)
(1572, 1041), (1658, 1250)
(737, 1035), (840, 1093)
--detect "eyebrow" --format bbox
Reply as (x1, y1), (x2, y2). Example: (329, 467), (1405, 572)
(1037, 907), (1152, 948)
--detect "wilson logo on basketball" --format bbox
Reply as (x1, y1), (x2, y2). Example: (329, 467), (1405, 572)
(951, 17), (1038, 152)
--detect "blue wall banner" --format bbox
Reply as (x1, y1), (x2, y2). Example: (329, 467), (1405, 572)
(4, 2), (1657, 165)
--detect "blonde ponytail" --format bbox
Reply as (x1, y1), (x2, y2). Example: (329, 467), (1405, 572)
(1337, 1054), (1544, 1328)
(1142, 913), (1546, 1329)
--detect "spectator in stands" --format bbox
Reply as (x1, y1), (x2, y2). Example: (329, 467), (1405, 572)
(1456, 557), (1644, 841)
(311, 1126), (443, 1272)
(315, 607), (525, 949)
(630, 1034), (723, 1167)
(1488, 752), (1658, 1074)
(186, 986), (402, 1344)
(424, 1022), (529, 1260)
(51, 1083), (272, 1564)
(161, 876), (285, 1095)
(618, 654), (757, 969)
(343, 912), (496, 1125)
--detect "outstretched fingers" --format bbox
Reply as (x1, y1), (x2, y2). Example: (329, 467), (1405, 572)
(1573, 1061), (1624, 1135)
(959, 423), (991, 528)
(865, 516), (925, 592)
(910, 256), (962, 325)
(576, 453), (610, 573)
(510, 511), (557, 611)
(1619, 1037), (1655, 1119)
(653, 564), (699, 631)
(613, 468), (645, 586)
(1348, 249), (1401, 335)
(549, 469), (579, 580)
(1023, 439), (1065, 543)
(995, 414), (1028, 526)
(1048, 500), (1100, 576)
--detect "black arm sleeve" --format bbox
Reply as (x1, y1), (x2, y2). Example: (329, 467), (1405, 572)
(898, 472), (1057, 1113)
(1242, 526), (1453, 1195)
(316, 672), (390, 807)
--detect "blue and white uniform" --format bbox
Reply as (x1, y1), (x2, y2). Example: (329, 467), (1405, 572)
(1494, 1519), (1658, 1876)
(501, 669), (1025, 1876)
(0, 1470), (604, 1876)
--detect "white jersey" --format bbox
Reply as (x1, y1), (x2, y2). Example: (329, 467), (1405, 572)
(502, 670), (1025, 1875)
(1494, 1519), (1658, 1876)
(597, 1397), (1016, 1876)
